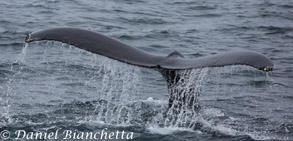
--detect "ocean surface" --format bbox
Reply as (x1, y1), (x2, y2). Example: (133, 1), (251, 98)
(1, 0), (293, 140)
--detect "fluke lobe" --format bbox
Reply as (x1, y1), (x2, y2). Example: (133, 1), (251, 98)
(25, 28), (274, 109)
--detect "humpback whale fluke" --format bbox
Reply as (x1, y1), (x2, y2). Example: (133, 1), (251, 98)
(25, 28), (273, 71)
(25, 28), (273, 110)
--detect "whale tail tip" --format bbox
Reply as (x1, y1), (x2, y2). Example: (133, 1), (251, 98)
(25, 34), (31, 43)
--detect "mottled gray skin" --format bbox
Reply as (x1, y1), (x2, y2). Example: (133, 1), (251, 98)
(25, 28), (274, 110)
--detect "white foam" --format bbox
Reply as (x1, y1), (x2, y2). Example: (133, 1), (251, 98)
(141, 97), (167, 106)
(212, 124), (238, 136)
(147, 126), (193, 135)
(203, 108), (225, 117)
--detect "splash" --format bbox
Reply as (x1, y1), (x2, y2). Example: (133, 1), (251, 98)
(0, 43), (30, 125)
(92, 59), (142, 125)
(132, 68), (211, 131)
(164, 68), (209, 128)
(83, 65), (211, 130)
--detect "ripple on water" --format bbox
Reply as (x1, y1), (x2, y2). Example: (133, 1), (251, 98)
(1, 0), (293, 140)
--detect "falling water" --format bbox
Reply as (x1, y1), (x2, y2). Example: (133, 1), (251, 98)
(163, 68), (209, 128)
(0, 43), (29, 125)
(1, 42), (280, 140)
(18, 43), (29, 63)
(93, 59), (142, 125)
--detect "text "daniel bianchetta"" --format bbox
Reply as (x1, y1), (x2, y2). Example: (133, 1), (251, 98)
(0, 128), (134, 140)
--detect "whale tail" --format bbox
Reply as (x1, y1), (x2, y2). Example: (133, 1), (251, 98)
(25, 28), (274, 110)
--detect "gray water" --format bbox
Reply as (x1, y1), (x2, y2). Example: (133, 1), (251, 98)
(1, 0), (293, 140)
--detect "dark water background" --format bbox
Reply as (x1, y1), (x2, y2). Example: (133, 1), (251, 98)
(1, 0), (293, 140)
